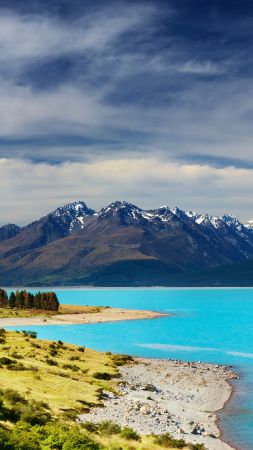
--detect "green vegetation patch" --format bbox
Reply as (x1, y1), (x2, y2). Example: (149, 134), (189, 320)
(0, 331), (205, 450)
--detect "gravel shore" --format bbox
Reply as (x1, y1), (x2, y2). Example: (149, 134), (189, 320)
(80, 358), (238, 450)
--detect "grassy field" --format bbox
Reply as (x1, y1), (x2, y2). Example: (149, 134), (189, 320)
(0, 330), (117, 415)
(0, 304), (104, 319)
(0, 331), (204, 450)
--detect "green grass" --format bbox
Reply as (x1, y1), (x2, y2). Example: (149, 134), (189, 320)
(0, 304), (104, 319)
(0, 330), (117, 416)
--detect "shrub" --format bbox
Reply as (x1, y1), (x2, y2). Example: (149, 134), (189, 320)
(19, 401), (51, 425)
(10, 352), (22, 360)
(62, 363), (79, 372)
(111, 354), (134, 366)
(7, 362), (26, 371)
(10, 427), (41, 450)
(154, 433), (186, 448)
(62, 433), (101, 450)
(81, 422), (99, 433)
(28, 331), (37, 339)
(45, 358), (58, 366)
(93, 372), (112, 380)
(78, 346), (85, 352)
(2, 389), (27, 406)
(0, 357), (14, 365)
(31, 342), (41, 349)
(62, 409), (78, 421)
(98, 420), (121, 436)
(0, 428), (13, 450)
(120, 427), (141, 441)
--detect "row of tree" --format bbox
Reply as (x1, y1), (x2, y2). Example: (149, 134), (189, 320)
(0, 289), (59, 311)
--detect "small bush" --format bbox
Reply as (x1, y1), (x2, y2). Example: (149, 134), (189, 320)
(30, 342), (41, 349)
(120, 427), (141, 441)
(69, 356), (80, 361)
(62, 433), (101, 450)
(98, 420), (121, 436)
(0, 428), (14, 450)
(111, 354), (134, 366)
(7, 362), (26, 371)
(28, 331), (37, 339)
(45, 358), (58, 366)
(21, 330), (37, 338)
(0, 357), (14, 365)
(2, 389), (27, 406)
(10, 352), (22, 359)
(20, 401), (52, 425)
(82, 421), (99, 433)
(93, 372), (112, 380)
(154, 433), (186, 448)
(78, 346), (85, 352)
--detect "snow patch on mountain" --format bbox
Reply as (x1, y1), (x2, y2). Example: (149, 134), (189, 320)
(50, 201), (95, 233)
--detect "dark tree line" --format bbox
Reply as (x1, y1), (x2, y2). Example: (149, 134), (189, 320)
(0, 289), (59, 311)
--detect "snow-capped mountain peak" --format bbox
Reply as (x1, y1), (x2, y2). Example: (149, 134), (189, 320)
(50, 201), (95, 232)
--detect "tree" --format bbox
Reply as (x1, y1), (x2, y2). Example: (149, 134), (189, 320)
(9, 292), (16, 308)
(0, 289), (8, 308)
(15, 291), (25, 309)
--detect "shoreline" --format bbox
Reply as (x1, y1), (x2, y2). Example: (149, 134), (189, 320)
(80, 357), (238, 450)
(3, 286), (253, 290)
(218, 378), (241, 450)
(0, 307), (168, 327)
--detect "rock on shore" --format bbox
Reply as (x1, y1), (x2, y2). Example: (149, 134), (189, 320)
(80, 358), (237, 450)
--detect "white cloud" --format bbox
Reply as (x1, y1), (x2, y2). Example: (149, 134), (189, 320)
(177, 60), (225, 75)
(0, 157), (252, 225)
(0, 3), (252, 221)
(0, 7), (149, 64)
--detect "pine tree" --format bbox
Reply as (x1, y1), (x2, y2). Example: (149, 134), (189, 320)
(34, 292), (42, 309)
(9, 292), (16, 308)
(0, 289), (8, 308)
(16, 291), (25, 309)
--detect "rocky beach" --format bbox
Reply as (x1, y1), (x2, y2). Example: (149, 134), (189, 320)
(80, 358), (238, 450)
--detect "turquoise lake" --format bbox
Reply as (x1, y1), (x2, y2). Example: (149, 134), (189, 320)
(7, 288), (253, 450)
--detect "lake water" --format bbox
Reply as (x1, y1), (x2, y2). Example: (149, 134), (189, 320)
(7, 288), (253, 450)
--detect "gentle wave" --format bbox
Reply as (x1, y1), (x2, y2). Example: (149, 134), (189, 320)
(227, 351), (253, 359)
(136, 343), (220, 352)
(137, 343), (253, 359)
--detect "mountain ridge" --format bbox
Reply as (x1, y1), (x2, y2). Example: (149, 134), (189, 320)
(0, 200), (252, 286)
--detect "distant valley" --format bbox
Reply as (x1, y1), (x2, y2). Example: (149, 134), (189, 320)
(0, 200), (253, 286)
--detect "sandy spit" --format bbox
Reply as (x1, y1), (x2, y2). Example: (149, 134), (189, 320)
(80, 358), (238, 450)
(0, 307), (168, 327)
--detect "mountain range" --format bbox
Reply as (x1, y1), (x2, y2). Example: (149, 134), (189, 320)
(0, 200), (253, 286)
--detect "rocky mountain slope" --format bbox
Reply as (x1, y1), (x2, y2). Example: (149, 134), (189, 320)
(0, 200), (252, 286)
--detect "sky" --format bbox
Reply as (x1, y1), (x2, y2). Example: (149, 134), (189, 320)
(0, 0), (253, 225)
